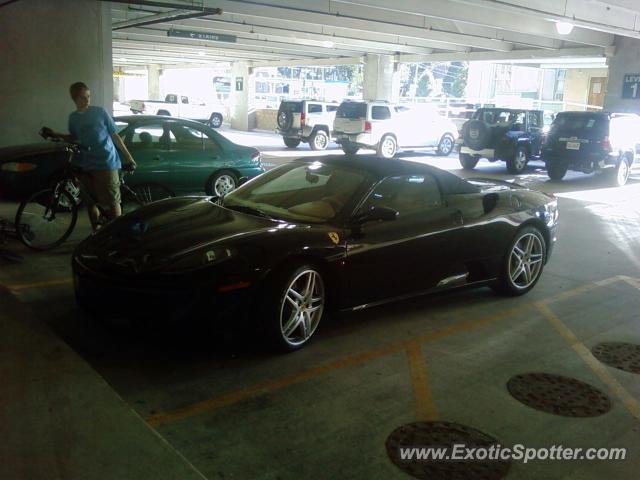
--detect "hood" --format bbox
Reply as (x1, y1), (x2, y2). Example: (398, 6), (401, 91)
(467, 177), (527, 192)
(80, 197), (285, 264)
(0, 143), (67, 162)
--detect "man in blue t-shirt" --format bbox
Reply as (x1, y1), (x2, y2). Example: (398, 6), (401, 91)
(48, 82), (136, 231)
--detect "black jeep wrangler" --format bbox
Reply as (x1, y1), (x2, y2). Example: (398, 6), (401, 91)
(456, 108), (545, 174)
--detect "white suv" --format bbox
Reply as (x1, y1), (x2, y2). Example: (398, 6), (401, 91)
(333, 101), (458, 158)
(276, 100), (338, 150)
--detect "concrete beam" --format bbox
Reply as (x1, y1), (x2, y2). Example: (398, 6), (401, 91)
(252, 56), (364, 67)
(396, 47), (607, 63)
(334, 0), (615, 46)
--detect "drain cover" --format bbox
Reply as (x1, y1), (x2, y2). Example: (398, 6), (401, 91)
(385, 421), (510, 480)
(507, 373), (611, 417)
(592, 342), (640, 374)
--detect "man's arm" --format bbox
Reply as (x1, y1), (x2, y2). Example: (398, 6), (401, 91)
(42, 127), (75, 143)
(111, 133), (137, 167)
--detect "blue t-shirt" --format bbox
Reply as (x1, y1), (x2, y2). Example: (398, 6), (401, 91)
(68, 106), (121, 171)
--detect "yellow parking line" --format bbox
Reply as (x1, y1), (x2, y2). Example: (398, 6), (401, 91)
(147, 278), (625, 427)
(6, 278), (72, 291)
(406, 341), (438, 421)
(536, 302), (640, 421)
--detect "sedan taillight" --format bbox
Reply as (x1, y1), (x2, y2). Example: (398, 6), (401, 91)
(364, 121), (372, 133)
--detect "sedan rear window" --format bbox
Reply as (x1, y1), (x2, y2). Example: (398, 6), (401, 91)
(337, 102), (367, 119)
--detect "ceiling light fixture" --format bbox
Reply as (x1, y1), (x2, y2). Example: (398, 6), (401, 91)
(118, 57), (126, 61)
(198, 51), (206, 56)
(322, 40), (334, 48)
(555, 21), (574, 35)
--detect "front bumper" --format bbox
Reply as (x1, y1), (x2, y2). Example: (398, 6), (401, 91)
(459, 146), (496, 158)
(72, 257), (253, 324)
(0, 171), (46, 199)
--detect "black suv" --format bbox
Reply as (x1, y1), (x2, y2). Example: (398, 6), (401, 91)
(456, 108), (545, 174)
(542, 111), (640, 186)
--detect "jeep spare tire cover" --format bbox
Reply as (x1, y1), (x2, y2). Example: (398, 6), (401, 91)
(463, 119), (489, 151)
(277, 110), (293, 130)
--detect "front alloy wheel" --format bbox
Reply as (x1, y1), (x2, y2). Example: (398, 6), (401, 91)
(507, 146), (528, 174)
(493, 226), (546, 296)
(277, 267), (325, 350)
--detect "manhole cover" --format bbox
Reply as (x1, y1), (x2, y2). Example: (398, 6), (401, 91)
(385, 421), (510, 480)
(507, 373), (611, 417)
(592, 342), (640, 374)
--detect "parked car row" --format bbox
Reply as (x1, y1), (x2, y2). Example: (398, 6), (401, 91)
(276, 99), (459, 158)
(455, 108), (640, 186)
(0, 116), (264, 200)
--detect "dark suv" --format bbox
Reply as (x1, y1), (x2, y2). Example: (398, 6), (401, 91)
(542, 111), (640, 186)
(456, 108), (545, 174)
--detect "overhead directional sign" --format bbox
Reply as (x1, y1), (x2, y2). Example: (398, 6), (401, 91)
(622, 73), (640, 99)
(168, 28), (237, 43)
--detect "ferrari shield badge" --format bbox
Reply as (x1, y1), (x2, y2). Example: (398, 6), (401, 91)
(328, 232), (340, 245)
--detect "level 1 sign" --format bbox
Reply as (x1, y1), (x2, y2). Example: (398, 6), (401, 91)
(622, 74), (640, 99)
(168, 28), (237, 43)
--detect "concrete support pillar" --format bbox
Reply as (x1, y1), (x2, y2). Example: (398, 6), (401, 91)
(0, 0), (112, 147)
(147, 65), (161, 100)
(230, 61), (256, 131)
(604, 37), (640, 113)
(363, 54), (400, 103)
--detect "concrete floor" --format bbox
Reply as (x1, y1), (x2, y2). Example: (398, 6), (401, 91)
(2, 132), (640, 479)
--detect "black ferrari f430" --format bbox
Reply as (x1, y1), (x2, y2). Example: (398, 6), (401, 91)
(73, 156), (558, 351)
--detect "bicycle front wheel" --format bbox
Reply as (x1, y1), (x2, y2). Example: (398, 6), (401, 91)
(15, 188), (78, 250)
(122, 182), (175, 214)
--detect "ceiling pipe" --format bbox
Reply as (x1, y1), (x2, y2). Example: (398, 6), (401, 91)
(103, 0), (221, 15)
(113, 10), (216, 30)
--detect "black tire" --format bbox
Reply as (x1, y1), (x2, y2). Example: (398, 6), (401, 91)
(15, 188), (78, 250)
(208, 112), (223, 129)
(123, 182), (174, 214)
(459, 153), (479, 170)
(283, 137), (301, 149)
(341, 143), (359, 155)
(547, 162), (567, 181)
(436, 134), (455, 156)
(205, 170), (239, 197)
(262, 264), (326, 352)
(612, 157), (631, 186)
(376, 134), (397, 159)
(492, 226), (546, 296)
(462, 119), (489, 151)
(157, 110), (170, 116)
(309, 130), (329, 151)
(507, 146), (529, 174)
(277, 110), (293, 130)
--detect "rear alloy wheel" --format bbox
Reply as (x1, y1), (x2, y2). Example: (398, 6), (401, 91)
(436, 134), (455, 156)
(459, 153), (479, 170)
(310, 130), (329, 151)
(208, 113), (223, 129)
(266, 265), (326, 351)
(377, 135), (397, 159)
(206, 171), (238, 197)
(493, 226), (546, 296)
(612, 157), (631, 186)
(547, 162), (567, 181)
(341, 143), (359, 156)
(283, 137), (301, 149)
(507, 146), (528, 174)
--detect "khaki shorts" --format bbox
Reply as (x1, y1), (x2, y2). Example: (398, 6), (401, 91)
(76, 170), (121, 209)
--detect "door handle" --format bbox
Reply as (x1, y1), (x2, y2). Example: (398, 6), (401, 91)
(452, 210), (464, 225)
(153, 155), (161, 160)
(211, 155), (220, 160)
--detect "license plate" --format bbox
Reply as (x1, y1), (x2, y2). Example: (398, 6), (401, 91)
(566, 142), (580, 150)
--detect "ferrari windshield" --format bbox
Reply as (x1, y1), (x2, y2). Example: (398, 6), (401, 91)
(223, 162), (370, 223)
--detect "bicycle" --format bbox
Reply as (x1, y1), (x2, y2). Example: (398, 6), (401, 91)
(14, 131), (175, 251)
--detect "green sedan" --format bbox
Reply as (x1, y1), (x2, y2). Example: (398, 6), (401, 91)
(116, 115), (264, 196)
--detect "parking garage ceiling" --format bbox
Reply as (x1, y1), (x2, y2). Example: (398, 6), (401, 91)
(110, 0), (640, 68)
